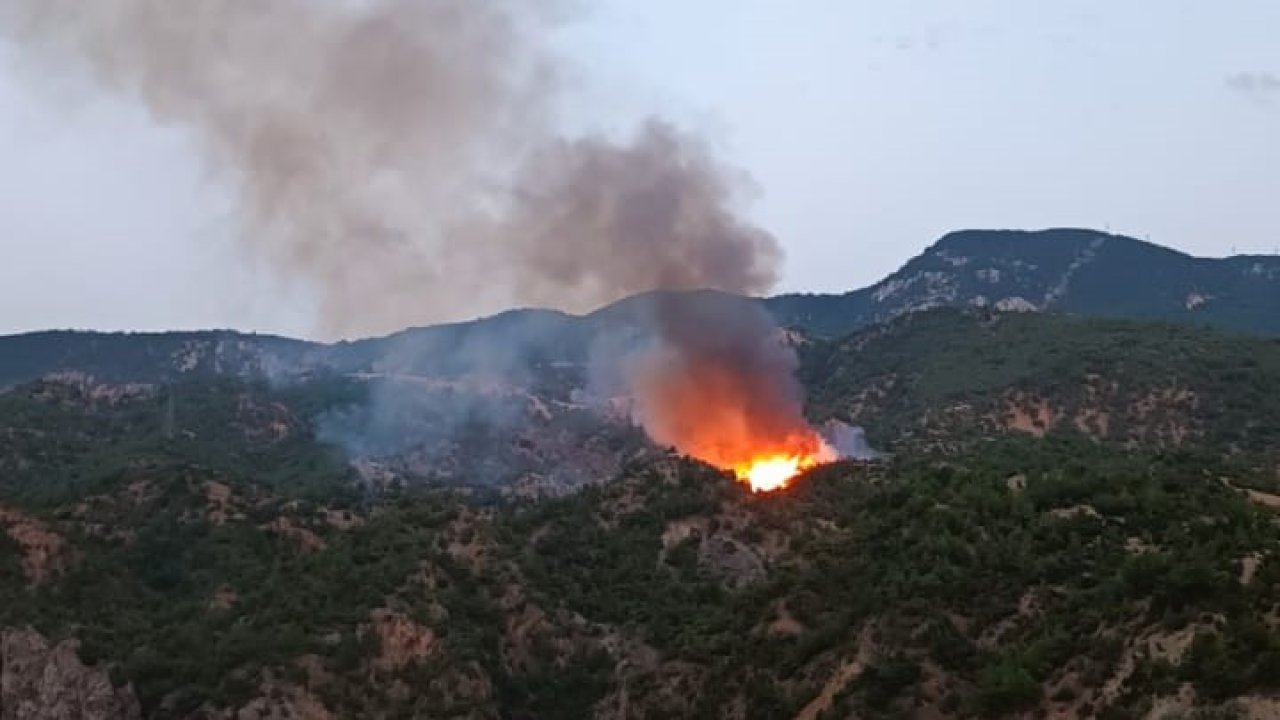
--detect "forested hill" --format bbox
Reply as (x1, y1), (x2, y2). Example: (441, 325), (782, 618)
(801, 308), (1280, 454)
(2, 404), (1280, 716)
(3, 305), (1280, 716)
(4, 229), (1279, 391)
(768, 228), (1280, 338)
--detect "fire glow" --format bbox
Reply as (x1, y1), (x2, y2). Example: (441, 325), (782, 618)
(631, 363), (836, 491)
(700, 430), (836, 493)
(634, 392), (836, 492)
(733, 452), (826, 493)
(630, 343), (837, 493)
(623, 294), (842, 494)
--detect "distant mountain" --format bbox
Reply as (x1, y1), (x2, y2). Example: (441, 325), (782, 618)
(767, 228), (1280, 337)
(0, 329), (319, 389)
(3, 229), (1278, 390)
(0, 314), (582, 389)
(0, 292), (752, 389)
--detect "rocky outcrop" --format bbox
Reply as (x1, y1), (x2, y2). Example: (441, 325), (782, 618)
(0, 509), (76, 586)
(369, 608), (436, 671)
(0, 628), (140, 720)
(218, 683), (334, 720)
(768, 228), (1280, 338)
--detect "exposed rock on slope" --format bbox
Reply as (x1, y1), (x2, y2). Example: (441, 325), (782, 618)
(0, 509), (75, 586)
(0, 628), (140, 720)
(768, 228), (1280, 337)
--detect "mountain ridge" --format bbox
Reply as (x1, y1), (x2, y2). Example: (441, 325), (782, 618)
(2, 228), (1278, 389)
(768, 228), (1280, 336)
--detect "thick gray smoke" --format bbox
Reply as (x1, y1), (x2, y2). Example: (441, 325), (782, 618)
(1, 0), (867, 485)
(0, 0), (781, 339)
(819, 419), (880, 461)
(622, 292), (833, 472)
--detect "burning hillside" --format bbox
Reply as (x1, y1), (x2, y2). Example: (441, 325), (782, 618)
(0, 0), (849, 490)
(623, 293), (840, 492)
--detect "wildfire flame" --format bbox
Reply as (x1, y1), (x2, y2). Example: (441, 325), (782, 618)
(733, 453), (825, 493)
(632, 360), (837, 492)
(625, 293), (838, 494)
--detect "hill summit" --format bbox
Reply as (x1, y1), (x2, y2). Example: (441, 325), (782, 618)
(2, 229), (1279, 393)
(766, 228), (1280, 337)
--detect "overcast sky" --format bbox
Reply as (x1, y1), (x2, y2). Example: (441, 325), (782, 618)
(2, 1), (1278, 338)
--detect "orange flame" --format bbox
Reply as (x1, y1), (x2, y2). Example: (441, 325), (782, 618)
(624, 295), (836, 494)
(732, 451), (827, 493)
(631, 352), (835, 492)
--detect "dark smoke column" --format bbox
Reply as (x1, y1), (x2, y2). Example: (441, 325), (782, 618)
(0, 0), (835, 482)
(624, 291), (834, 482)
(0, 0), (783, 337)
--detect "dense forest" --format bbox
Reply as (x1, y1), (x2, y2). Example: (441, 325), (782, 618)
(2, 309), (1280, 718)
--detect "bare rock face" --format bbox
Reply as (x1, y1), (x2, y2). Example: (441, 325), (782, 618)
(0, 508), (77, 586)
(0, 628), (140, 720)
(224, 684), (334, 720)
(369, 608), (436, 672)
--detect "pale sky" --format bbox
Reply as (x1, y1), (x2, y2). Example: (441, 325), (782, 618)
(2, 1), (1278, 338)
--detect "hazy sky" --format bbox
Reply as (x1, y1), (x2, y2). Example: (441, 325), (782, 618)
(2, 1), (1278, 338)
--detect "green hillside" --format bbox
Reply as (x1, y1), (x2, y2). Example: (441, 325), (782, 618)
(2, 426), (1278, 717)
(801, 309), (1280, 461)
(2, 309), (1280, 716)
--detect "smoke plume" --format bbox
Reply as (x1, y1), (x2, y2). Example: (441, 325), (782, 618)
(1, 0), (841, 483)
(0, 0), (779, 338)
(628, 293), (835, 475)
